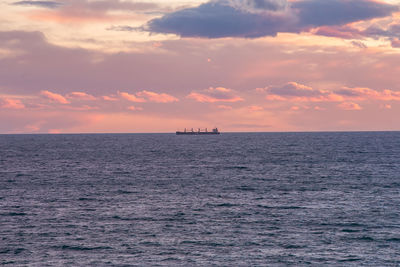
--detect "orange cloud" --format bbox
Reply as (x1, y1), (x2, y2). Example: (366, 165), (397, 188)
(248, 105), (263, 111)
(0, 97), (25, 109)
(102, 95), (118, 101)
(40, 90), (69, 104)
(127, 106), (143, 111)
(118, 91), (146, 103)
(136, 90), (178, 103)
(291, 106), (301, 111)
(338, 102), (362, 110)
(187, 87), (244, 103)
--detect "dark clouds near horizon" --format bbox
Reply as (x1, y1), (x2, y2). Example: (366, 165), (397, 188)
(145, 0), (398, 38)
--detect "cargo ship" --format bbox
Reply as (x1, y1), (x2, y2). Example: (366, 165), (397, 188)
(176, 128), (220, 135)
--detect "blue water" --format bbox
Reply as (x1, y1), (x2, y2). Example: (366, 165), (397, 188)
(1, 132), (400, 265)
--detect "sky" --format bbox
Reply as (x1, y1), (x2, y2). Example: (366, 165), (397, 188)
(1, 0), (400, 133)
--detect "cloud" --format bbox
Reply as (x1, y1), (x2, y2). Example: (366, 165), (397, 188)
(119, 90), (178, 103)
(102, 95), (118, 101)
(41, 90), (69, 104)
(334, 87), (400, 101)
(266, 82), (322, 97)
(362, 22), (400, 41)
(65, 105), (99, 111)
(262, 83), (400, 103)
(291, 0), (396, 27)
(313, 106), (325, 111)
(262, 82), (400, 105)
(67, 91), (96, 100)
(146, 0), (294, 38)
(26, 0), (160, 24)
(381, 104), (391, 110)
(127, 106), (143, 111)
(313, 21), (400, 45)
(290, 105), (300, 111)
(145, 0), (397, 38)
(263, 82), (338, 102)
(0, 97), (25, 109)
(69, 0), (159, 12)
(119, 91), (146, 103)
(106, 25), (139, 32)
(314, 25), (363, 39)
(392, 38), (400, 48)
(248, 105), (263, 111)
(338, 102), (362, 110)
(187, 87), (244, 102)
(351, 41), (367, 49)
(314, 21), (400, 47)
(12, 1), (62, 9)
(136, 90), (179, 103)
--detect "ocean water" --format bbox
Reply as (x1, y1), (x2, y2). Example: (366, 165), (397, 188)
(1, 132), (400, 266)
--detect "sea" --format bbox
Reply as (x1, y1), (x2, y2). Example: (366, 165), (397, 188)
(1, 132), (400, 266)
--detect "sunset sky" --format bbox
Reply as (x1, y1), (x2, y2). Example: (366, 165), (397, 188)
(1, 0), (400, 133)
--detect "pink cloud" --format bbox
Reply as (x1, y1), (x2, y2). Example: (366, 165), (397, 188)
(118, 91), (146, 103)
(67, 91), (96, 100)
(26, 0), (158, 24)
(136, 90), (178, 103)
(338, 102), (362, 110)
(391, 38), (400, 48)
(262, 83), (400, 103)
(41, 90), (70, 104)
(248, 105), (263, 111)
(152, 42), (163, 48)
(119, 90), (178, 103)
(291, 106), (301, 111)
(102, 95), (118, 101)
(29, 10), (132, 24)
(335, 87), (400, 101)
(127, 106), (143, 111)
(382, 104), (392, 109)
(187, 87), (244, 103)
(314, 26), (363, 39)
(263, 82), (338, 102)
(0, 97), (25, 109)
(64, 105), (99, 111)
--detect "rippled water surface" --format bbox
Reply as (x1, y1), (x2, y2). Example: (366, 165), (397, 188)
(1, 132), (400, 266)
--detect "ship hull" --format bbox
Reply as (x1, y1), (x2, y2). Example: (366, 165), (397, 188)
(176, 132), (220, 135)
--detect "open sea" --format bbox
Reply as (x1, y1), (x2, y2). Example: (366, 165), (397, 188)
(1, 132), (400, 266)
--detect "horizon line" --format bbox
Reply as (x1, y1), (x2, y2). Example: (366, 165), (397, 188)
(1, 130), (400, 135)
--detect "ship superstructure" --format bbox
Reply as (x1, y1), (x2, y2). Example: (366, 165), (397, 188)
(176, 128), (220, 135)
